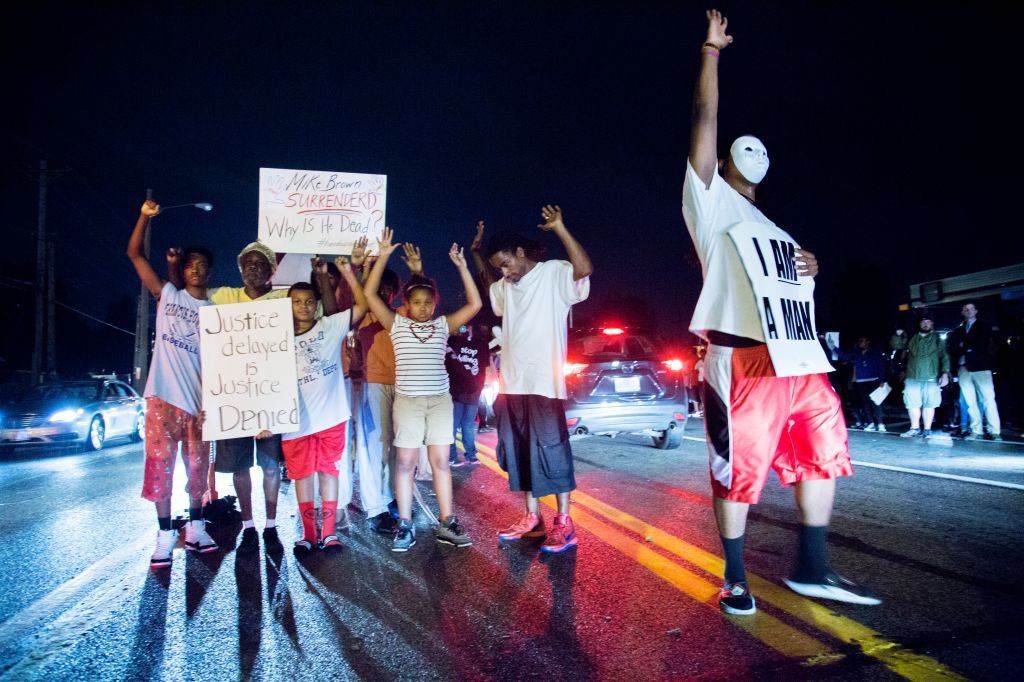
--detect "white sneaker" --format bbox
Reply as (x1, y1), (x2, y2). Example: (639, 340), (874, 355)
(151, 529), (177, 569)
(864, 423), (877, 432)
(184, 520), (218, 554)
(877, 424), (887, 432)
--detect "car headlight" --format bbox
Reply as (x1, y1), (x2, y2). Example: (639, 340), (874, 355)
(49, 408), (84, 423)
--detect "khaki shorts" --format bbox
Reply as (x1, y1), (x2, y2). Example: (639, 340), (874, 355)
(903, 379), (941, 410)
(393, 393), (454, 448)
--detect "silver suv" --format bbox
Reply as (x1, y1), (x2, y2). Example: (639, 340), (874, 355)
(564, 328), (689, 449)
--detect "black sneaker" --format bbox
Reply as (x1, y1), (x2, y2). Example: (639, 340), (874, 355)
(293, 539), (315, 558)
(719, 581), (756, 615)
(369, 511), (397, 535)
(392, 520), (416, 552)
(263, 527), (283, 553)
(237, 527), (259, 555)
(784, 571), (882, 605)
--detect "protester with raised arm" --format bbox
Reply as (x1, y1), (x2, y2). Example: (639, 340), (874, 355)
(363, 228), (482, 552)
(128, 198), (218, 568)
(486, 204), (592, 554)
(682, 9), (879, 614)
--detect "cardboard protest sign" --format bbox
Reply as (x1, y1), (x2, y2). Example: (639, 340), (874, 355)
(200, 298), (299, 440)
(727, 221), (833, 377)
(259, 167), (386, 255)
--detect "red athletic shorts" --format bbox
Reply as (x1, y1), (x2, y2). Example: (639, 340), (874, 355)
(703, 344), (852, 504)
(281, 421), (347, 479)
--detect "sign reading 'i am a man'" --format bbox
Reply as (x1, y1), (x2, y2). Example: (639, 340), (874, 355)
(727, 221), (833, 377)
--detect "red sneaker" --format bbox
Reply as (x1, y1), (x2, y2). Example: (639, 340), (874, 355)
(540, 514), (577, 553)
(497, 512), (546, 541)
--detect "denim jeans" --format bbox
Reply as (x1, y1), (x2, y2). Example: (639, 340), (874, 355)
(450, 400), (478, 460)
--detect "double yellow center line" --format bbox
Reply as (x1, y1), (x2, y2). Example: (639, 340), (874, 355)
(465, 441), (966, 681)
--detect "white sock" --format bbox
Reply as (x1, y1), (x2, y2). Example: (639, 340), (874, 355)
(265, 519), (276, 529)
(242, 520), (255, 530)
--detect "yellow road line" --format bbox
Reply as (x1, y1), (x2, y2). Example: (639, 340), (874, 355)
(468, 441), (967, 681)
(468, 444), (836, 660)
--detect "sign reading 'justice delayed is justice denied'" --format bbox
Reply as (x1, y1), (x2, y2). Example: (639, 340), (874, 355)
(199, 298), (299, 441)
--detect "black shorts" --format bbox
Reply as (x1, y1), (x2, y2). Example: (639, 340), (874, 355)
(494, 394), (575, 497)
(214, 434), (283, 474)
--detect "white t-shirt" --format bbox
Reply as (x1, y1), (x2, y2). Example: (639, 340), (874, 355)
(391, 315), (450, 396)
(682, 160), (776, 342)
(284, 310), (352, 440)
(145, 282), (210, 416)
(490, 259), (590, 400)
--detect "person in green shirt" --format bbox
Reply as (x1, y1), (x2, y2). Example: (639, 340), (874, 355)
(890, 314), (950, 438)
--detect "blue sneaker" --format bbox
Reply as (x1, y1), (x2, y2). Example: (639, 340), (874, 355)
(392, 520), (416, 552)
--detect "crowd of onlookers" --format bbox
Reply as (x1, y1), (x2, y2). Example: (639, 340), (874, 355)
(822, 302), (1004, 441)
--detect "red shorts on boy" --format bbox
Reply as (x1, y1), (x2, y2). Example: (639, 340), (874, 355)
(703, 344), (852, 504)
(141, 396), (209, 502)
(282, 421), (347, 479)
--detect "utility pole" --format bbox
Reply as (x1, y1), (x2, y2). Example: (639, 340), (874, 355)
(32, 160), (48, 385)
(132, 188), (153, 392)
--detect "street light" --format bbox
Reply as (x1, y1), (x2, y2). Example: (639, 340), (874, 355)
(132, 196), (213, 391)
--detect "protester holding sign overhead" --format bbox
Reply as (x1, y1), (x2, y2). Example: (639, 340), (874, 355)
(363, 228), (482, 553)
(682, 9), (879, 615)
(128, 198), (218, 569)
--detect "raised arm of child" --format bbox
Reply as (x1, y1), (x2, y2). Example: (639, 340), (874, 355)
(362, 227), (401, 331)
(335, 257), (368, 325)
(445, 243), (483, 333)
(127, 199), (166, 297)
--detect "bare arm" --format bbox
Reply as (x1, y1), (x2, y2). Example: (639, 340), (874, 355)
(470, 220), (494, 288)
(445, 243), (483, 333)
(539, 205), (592, 280)
(689, 9), (733, 188)
(311, 257), (338, 317)
(126, 199), (165, 297)
(362, 227), (400, 331)
(335, 257), (368, 325)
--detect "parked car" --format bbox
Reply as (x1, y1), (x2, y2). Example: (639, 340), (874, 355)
(0, 379), (145, 452)
(564, 327), (689, 449)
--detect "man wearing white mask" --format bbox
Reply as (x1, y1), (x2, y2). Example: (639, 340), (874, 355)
(683, 9), (880, 615)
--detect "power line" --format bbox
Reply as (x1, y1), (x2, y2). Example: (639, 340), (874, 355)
(0, 280), (135, 336)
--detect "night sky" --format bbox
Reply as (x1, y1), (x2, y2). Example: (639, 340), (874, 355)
(5, 1), (1024, 376)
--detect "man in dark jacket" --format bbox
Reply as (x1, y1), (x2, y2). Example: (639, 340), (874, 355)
(947, 302), (1001, 440)
(844, 337), (887, 431)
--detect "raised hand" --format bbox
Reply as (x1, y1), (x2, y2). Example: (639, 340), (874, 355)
(310, 256), (330, 277)
(470, 220), (485, 253)
(334, 256), (354, 276)
(350, 236), (369, 266)
(705, 8), (733, 50)
(141, 199), (161, 217)
(449, 243), (467, 269)
(794, 248), (818, 278)
(377, 227), (400, 258)
(537, 204), (565, 232)
(401, 242), (423, 274)
(166, 247), (182, 267)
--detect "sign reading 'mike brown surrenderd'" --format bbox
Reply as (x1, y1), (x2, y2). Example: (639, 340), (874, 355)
(200, 298), (299, 441)
(258, 167), (387, 255)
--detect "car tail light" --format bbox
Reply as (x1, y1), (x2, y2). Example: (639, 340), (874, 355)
(566, 417), (580, 427)
(601, 327), (625, 335)
(564, 361), (588, 376)
(674, 412), (686, 421)
(662, 359), (684, 372)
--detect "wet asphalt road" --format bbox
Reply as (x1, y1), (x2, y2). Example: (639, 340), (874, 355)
(0, 422), (1022, 681)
